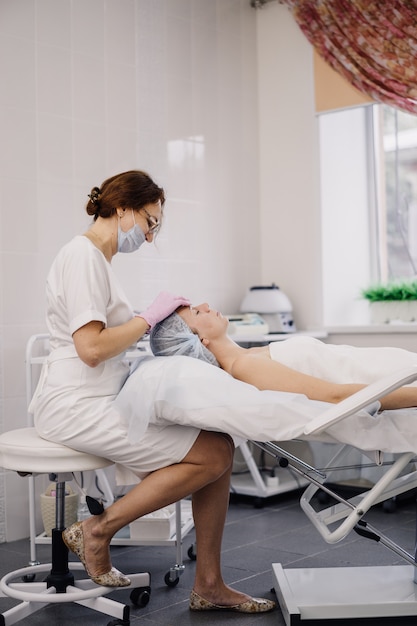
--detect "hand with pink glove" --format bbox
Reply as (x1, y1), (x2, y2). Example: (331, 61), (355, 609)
(136, 292), (191, 329)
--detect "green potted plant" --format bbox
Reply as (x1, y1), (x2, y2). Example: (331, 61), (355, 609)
(361, 280), (417, 323)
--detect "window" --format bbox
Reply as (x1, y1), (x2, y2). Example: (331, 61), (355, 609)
(378, 106), (417, 281)
(319, 104), (417, 326)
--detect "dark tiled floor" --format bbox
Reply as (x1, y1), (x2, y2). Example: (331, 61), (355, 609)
(0, 487), (416, 625)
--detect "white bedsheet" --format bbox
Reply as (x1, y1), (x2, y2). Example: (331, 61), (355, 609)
(268, 336), (417, 385)
(115, 355), (417, 458)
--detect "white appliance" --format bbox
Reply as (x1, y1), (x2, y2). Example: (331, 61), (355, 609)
(240, 284), (296, 333)
(226, 313), (269, 336)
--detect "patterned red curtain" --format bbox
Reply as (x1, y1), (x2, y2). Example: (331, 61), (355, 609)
(282, 0), (417, 114)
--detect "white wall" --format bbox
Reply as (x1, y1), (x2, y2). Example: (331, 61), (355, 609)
(256, 3), (323, 331)
(0, 0), (260, 541)
(3, 0), (377, 543)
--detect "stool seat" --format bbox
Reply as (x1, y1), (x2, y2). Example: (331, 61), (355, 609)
(0, 427), (112, 474)
(0, 426), (151, 624)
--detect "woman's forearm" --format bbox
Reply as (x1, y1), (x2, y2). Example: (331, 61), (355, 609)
(73, 317), (150, 367)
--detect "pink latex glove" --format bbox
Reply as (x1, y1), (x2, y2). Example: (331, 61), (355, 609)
(137, 292), (191, 329)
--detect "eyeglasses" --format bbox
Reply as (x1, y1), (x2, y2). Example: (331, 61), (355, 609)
(141, 207), (161, 234)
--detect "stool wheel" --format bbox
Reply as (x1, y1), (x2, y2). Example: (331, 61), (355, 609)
(164, 571), (179, 587)
(22, 573), (36, 583)
(187, 543), (197, 560)
(130, 585), (151, 606)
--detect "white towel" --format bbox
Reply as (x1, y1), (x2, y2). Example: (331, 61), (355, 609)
(116, 355), (417, 458)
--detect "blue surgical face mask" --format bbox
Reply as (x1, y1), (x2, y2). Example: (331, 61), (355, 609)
(118, 210), (146, 253)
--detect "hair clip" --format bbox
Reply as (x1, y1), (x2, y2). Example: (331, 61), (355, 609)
(88, 187), (101, 205)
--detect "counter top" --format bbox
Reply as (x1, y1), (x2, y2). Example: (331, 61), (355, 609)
(325, 324), (417, 334)
(230, 329), (328, 345)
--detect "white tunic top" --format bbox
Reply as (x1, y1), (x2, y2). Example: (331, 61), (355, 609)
(46, 235), (133, 350)
(33, 237), (134, 469)
(32, 235), (201, 482)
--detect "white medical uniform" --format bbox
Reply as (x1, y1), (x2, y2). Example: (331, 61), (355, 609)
(268, 335), (417, 385)
(33, 236), (199, 481)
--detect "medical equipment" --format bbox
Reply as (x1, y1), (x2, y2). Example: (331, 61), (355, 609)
(231, 440), (313, 507)
(226, 312), (269, 335)
(263, 374), (417, 624)
(114, 352), (417, 622)
(268, 444), (417, 623)
(240, 283), (296, 333)
(230, 439), (378, 508)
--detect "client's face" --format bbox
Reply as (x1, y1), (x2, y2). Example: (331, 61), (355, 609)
(178, 303), (229, 340)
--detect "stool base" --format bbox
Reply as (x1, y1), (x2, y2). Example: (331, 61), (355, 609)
(0, 563), (151, 626)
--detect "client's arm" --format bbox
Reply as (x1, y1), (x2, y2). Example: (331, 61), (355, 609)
(229, 353), (417, 409)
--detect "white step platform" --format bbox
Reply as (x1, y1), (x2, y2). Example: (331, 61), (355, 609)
(272, 563), (417, 625)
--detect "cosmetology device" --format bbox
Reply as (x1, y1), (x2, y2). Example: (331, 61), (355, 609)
(240, 284), (296, 333)
(226, 313), (269, 335)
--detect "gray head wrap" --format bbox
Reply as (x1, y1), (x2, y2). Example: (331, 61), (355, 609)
(150, 312), (219, 367)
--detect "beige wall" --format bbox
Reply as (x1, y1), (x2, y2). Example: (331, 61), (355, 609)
(314, 50), (374, 113)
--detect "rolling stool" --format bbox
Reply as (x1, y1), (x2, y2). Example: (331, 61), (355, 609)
(0, 427), (151, 626)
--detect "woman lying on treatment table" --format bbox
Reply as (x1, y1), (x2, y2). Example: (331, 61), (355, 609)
(150, 303), (417, 411)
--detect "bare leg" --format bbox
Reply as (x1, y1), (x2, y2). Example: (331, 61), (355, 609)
(80, 430), (237, 595)
(191, 435), (252, 605)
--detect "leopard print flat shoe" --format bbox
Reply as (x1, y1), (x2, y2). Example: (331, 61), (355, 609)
(62, 521), (131, 587)
(189, 589), (276, 613)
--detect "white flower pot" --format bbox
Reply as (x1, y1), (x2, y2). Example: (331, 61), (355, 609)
(369, 300), (417, 324)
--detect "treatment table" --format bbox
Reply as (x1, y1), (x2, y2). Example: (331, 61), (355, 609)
(119, 355), (417, 624)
